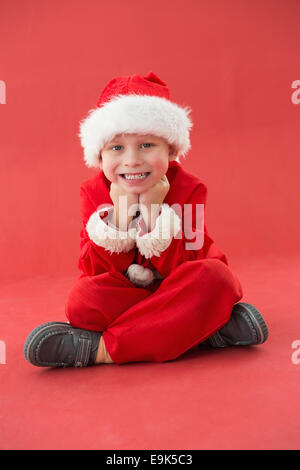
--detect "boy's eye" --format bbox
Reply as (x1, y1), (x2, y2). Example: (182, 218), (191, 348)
(141, 143), (153, 148)
(111, 143), (153, 151)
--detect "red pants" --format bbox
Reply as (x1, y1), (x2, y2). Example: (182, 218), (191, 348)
(65, 259), (243, 365)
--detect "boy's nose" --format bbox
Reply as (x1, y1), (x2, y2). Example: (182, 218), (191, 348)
(123, 149), (142, 166)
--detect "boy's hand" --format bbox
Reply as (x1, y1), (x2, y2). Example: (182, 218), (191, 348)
(139, 175), (170, 208)
(110, 183), (139, 231)
(139, 176), (170, 231)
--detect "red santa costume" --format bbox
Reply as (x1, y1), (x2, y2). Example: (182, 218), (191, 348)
(64, 72), (243, 365)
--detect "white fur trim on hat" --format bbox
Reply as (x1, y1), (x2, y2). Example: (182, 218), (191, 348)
(78, 94), (193, 168)
(136, 204), (182, 259)
(126, 264), (155, 287)
(86, 210), (136, 253)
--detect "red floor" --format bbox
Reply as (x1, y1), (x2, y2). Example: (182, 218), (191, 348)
(0, 254), (299, 450)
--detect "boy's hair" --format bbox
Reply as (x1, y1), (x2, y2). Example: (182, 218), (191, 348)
(78, 71), (193, 169)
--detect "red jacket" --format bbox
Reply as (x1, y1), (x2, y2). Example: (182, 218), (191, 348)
(78, 160), (228, 284)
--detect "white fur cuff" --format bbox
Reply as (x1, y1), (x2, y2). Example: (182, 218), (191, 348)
(136, 204), (181, 259)
(86, 210), (136, 253)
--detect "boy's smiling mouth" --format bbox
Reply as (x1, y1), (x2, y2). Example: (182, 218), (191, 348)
(120, 172), (151, 181)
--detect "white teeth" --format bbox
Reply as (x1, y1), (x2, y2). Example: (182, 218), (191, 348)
(123, 172), (149, 180)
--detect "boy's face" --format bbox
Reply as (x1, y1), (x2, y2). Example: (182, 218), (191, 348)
(100, 133), (177, 194)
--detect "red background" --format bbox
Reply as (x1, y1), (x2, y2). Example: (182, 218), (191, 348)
(1, 0), (300, 451)
(0, 0), (299, 281)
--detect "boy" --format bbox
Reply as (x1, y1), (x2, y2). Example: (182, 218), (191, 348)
(24, 71), (268, 368)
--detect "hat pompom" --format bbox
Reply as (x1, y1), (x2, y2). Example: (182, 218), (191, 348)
(126, 264), (155, 287)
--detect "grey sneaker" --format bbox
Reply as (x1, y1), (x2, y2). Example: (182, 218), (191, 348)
(206, 302), (268, 348)
(24, 322), (102, 367)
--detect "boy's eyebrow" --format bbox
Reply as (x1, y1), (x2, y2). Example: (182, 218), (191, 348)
(116, 134), (155, 140)
(106, 134), (157, 145)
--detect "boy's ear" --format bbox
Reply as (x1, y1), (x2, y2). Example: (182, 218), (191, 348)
(98, 152), (103, 168)
(168, 144), (178, 161)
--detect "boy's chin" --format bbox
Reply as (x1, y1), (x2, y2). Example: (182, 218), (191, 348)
(124, 187), (146, 195)
(118, 178), (152, 194)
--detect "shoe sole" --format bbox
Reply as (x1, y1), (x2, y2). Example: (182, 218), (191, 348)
(234, 302), (269, 345)
(24, 322), (71, 367)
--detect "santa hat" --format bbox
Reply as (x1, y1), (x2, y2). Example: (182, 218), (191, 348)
(78, 71), (193, 168)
